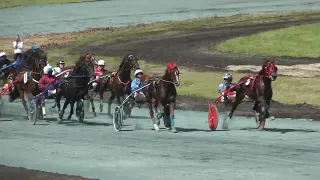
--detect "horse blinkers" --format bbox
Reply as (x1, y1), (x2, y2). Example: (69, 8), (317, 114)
(264, 61), (277, 81)
(167, 62), (180, 86)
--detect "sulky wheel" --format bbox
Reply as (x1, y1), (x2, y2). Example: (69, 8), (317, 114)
(113, 106), (124, 131)
(28, 100), (38, 125)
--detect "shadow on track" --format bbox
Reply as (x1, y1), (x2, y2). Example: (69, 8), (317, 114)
(240, 127), (318, 134)
(176, 127), (229, 132)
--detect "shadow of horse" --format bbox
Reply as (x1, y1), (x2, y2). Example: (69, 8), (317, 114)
(240, 127), (318, 134)
(176, 127), (229, 132)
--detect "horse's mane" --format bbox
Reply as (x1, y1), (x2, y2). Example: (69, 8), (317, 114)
(258, 60), (271, 75)
(118, 54), (134, 70)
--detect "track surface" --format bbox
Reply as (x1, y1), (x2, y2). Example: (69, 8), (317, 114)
(1, 100), (320, 180)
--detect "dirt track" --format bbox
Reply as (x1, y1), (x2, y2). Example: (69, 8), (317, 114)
(72, 17), (320, 120)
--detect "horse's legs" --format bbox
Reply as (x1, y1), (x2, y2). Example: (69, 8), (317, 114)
(67, 100), (75, 120)
(58, 99), (70, 123)
(20, 91), (28, 116)
(147, 99), (159, 131)
(256, 96), (269, 130)
(99, 84), (105, 112)
(88, 93), (96, 117)
(167, 102), (176, 133)
(107, 91), (115, 116)
(54, 93), (61, 112)
(228, 92), (245, 119)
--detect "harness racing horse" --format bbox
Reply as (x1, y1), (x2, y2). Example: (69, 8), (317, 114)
(56, 53), (95, 123)
(106, 54), (140, 116)
(7, 48), (47, 117)
(143, 62), (180, 133)
(53, 53), (97, 116)
(227, 60), (278, 130)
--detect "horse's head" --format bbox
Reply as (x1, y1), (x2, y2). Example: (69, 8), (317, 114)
(76, 52), (95, 77)
(24, 47), (47, 73)
(166, 61), (180, 86)
(119, 54), (140, 71)
(260, 60), (278, 81)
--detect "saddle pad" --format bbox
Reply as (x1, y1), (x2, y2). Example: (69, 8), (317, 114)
(24, 72), (29, 84)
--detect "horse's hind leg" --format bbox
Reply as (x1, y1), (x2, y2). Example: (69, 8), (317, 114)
(58, 99), (69, 123)
(228, 93), (245, 119)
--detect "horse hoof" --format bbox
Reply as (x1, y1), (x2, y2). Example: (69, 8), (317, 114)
(171, 127), (177, 133)
(93, 112), (97, 117)
(153, 124), (160, 131)
(258, 120), (265, 131)
(57, 118), (62, 124)
(67, 117), (71, 120)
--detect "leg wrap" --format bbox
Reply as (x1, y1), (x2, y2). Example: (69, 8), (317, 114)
(256, 105), (269, 120)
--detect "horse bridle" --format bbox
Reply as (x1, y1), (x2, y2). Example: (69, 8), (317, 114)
(263, 61), (277, 80)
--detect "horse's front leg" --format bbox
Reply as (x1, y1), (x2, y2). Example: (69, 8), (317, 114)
(107, 91), (115, 116)
(255, 96), (268, 131)
(68, 101), (75, 120)
(99, 83), (105, 112)
(147, 98), (159, 131)
(58, 99), (69, 123)
(54, 93), (61, 112)
(19, 89), (28, 113)
(168, 102), (177, 133)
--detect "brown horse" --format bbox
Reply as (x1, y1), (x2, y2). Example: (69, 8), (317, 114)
(7, 48), (47, 118)
(142, 62), (180, 133)
(106, 54), (140, 116)
(227, 60), (278, 130)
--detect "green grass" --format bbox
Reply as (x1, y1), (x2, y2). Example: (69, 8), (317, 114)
(0, 0), (99, 9)
(39, 10), (320, 106)
(215, 23), (320, 57)
(47, 53), (320, 105)
(66, 10), (320, 48)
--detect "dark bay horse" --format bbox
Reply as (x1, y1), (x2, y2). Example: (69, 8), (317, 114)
(142, 62), (180, 133)
(227, 60), (278, 130)
(7, 48), (47, 116)
(56, 53), (95, 123)
(106, 54), (140, 116)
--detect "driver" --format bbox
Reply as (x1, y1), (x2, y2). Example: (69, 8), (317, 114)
(218, 73), (236, 102)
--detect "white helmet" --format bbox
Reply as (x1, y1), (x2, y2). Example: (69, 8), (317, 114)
(43, 65), (53, 74)
(134, 69), (143, 76)
(97, 60), (105, 66)
(0, 52), (7, 57)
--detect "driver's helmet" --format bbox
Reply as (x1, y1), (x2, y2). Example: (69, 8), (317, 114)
(0, 52), (7, 58)
(32, 45), (40, 52)
(223, 73), (233, 82)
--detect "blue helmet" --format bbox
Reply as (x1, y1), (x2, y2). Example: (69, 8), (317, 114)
(223, 73), (232, 80)
(32, 45), (40, 52)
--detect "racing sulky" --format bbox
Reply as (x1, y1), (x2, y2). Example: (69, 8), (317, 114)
(228, 60), (278, 130)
